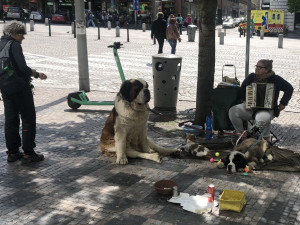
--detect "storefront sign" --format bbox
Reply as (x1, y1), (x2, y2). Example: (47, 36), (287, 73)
(133, 0), (139, 10)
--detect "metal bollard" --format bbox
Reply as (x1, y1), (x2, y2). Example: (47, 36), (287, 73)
(219, 32), (224, 45)
(71, 22), (74, 34)
(278, 34), (283, 48)
(74, 21), (76, 38)
(30, 20), (34, 31)
(108, 21), (111, 30)
(218, 28), (221, 37)
(116, 26), (120, 37)
(127, 27), (129, 42)
(224, 27), (226, 36)
(153, 35), (156, 44)
(45, 18), (49, 26)
(98, 22), (100, 40)
(48, 19), (51, 37)
(142, 23), (146, 32)
(260, 30), (264, 40)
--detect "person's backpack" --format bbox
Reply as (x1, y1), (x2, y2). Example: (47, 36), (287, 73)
(0, 40), (25, 96)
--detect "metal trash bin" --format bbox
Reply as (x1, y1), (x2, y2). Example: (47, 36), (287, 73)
(187, 25), (197, 42)
(152, 54), (182, 110)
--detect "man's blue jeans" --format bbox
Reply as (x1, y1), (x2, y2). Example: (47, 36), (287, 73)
(168, 39), (177, 54)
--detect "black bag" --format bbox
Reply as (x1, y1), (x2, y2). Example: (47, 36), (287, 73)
(212, 86), (241, 131)
(0, 40), (25, 96)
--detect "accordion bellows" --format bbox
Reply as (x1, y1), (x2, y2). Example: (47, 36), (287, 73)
(246, 83), (275, 109)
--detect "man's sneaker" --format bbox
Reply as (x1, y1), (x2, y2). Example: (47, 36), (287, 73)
(7, 152), (23, 162)
(21, 152), (44, 163)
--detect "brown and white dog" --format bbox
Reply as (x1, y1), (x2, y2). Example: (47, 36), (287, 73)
(100, 78), (179, 164)
(182, 134), (212, 159)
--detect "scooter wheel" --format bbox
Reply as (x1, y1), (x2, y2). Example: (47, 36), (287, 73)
(67, 92), (82, 109)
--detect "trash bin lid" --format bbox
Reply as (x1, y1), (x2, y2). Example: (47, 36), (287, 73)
(188, 25), (197, 28)
(152, 54), (182, 60)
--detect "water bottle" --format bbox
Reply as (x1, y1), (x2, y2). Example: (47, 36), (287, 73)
(205, 115), (212, 140)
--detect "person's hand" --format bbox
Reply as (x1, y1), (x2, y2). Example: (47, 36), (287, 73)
(278, 104), (285, 111)
(39, 73), (47, 80)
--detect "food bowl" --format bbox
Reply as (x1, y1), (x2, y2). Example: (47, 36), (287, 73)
(154, 180), (178, 195)
(183, 125), (203, 135)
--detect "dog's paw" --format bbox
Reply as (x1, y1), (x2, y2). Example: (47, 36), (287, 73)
(170, 149), (182, 158)
(116, 156), (128, 165)
(150, 153), (162, 163)
(217, 162), (225, 169)
(266, 154), (273, 161)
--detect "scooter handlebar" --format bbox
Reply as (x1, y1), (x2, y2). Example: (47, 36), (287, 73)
(107, 42), (123, 49)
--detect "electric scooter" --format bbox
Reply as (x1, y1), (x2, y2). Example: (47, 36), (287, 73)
(67, 42), (126, 109)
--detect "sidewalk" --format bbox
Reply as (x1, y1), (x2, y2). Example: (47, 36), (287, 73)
(0, 23), (299, 225)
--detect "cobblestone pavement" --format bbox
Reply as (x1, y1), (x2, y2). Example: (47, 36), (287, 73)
(0, 23), (300, 225)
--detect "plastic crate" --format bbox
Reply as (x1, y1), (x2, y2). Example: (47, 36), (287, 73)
(219, 189), (246, 212)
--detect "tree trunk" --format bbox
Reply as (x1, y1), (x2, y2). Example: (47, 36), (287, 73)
(194, 0), (217, 127)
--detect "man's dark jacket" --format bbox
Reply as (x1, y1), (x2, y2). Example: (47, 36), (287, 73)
(241, 73), (294, 117)
(151, 18), (167, 39)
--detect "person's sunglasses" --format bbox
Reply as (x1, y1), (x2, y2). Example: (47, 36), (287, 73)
(255, 65), (266, 70)
(17, 34), (25, 38)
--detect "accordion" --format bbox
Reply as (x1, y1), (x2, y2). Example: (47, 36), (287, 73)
(246, 83), (275, 109)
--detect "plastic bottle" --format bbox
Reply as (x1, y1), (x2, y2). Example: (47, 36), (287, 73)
(205, 115), (212, 140)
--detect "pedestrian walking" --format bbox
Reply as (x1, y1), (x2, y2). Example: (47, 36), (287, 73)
(0, 21), (47, 163)
(166, 18), (181, 54)
(176, 14), (183, 34)
(186, 14), (192, 26)
(228, 59), (293, 141)
(86, 11), (95, 28)
(250, 16), (255, 38)
(151, 12), (167, 54)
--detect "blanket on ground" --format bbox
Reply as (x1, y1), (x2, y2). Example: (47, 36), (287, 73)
(255, 146), (300, 172)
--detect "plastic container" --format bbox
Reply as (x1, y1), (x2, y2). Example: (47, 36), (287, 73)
(205, 116), (212, 140)
(219, 189), (246, 212)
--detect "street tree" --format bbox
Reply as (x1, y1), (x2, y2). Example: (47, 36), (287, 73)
(287, 0), (300, 26)
(194, 0), (218, 127)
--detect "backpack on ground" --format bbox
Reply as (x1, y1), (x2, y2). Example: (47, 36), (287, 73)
(0, 40), (25, 96)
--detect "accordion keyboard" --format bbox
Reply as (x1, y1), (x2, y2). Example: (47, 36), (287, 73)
(246, 83), (275, 109)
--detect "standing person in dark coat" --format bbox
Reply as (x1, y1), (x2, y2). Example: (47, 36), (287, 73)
(0, 21), (47, 163)
(151, 12), (167, 54)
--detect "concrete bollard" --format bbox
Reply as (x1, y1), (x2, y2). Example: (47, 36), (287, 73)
(116, 26), (120, 37)
(142, 23), (146, 32)
(218, 28), (221, 37)
(108, 21), (111, 30)
(260, 30), (264, 40)
(219, 32), (224, 45)
(30, 20), (34, 31)
(71, 22), (74, 34)
(278, 34), (283, 48)
(45, 18), (49, 26)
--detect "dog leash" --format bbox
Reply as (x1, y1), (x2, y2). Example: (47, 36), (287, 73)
(242, 122), (267, 153)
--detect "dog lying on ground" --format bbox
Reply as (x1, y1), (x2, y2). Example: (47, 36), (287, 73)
(234, 138), (273, 164)
(217, 151), (248, 173)
(181, 134), (212, 159)
(218, 138), (273, 173)
(100, 78), (179, 165)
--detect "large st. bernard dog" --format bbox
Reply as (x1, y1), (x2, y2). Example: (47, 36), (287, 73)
(100, 78), (179, 164)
